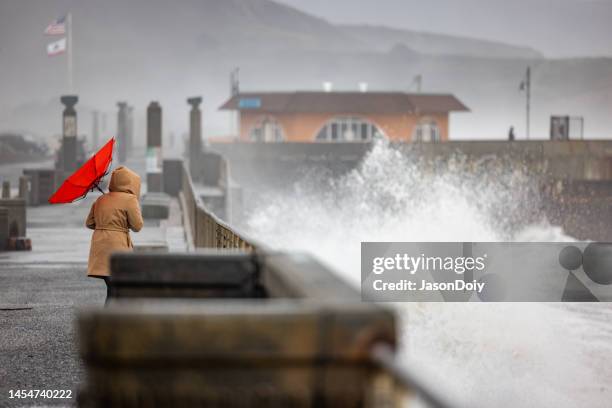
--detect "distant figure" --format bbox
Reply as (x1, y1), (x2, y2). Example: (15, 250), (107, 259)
(85, 166), (143, 301)
(508, 126), (515, 141)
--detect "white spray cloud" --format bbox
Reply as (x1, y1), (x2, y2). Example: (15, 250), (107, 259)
(246, 141), (612, 408)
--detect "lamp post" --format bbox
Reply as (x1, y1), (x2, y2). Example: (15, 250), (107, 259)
(187, 97), (202, 176)
(60, 95), (78, 172)
(146, 101), (163, 192)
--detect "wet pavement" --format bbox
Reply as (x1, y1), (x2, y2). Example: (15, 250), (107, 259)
(0, 160), (186, 407)
(0, 196), (102, 407)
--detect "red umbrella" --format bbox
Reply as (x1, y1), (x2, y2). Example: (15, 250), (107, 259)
(48, 137), (115, 204)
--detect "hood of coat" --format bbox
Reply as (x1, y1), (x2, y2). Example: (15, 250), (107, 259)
(109, 166), (141, 198)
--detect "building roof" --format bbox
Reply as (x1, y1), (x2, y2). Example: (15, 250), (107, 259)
(219, 91), (469, 114)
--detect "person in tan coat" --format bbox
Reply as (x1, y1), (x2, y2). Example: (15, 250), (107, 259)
(86, 166), (143, 298)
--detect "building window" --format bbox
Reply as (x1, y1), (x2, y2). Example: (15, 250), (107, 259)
(249, 117), (285, 142)
(412, 118), (440, 142)
(315, 117), (385, 142)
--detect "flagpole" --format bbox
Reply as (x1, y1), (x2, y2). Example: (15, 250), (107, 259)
(67, 12), (73, 93)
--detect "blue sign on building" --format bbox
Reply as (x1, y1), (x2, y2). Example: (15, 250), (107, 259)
(238, 97), (262, 109)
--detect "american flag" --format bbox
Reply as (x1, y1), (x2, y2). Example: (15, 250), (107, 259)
(44, 15), (66, 35)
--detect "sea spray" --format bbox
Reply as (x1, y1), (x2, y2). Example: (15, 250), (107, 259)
(245, 141), (612, 408)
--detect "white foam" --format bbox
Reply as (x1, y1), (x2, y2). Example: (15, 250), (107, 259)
(246, 141), (612, 407)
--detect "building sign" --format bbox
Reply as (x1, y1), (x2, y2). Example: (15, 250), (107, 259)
(63, 115), (77, 138)
(238, 97), (261, 109)
(146, 147), (162, 173)
(550, 116), (570, 140)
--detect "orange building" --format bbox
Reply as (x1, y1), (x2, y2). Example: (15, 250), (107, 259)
(219, 91), (468, 142)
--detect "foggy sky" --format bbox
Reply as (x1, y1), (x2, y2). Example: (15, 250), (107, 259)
(276, 0), (612, 58)
(0, 0), (610, 142)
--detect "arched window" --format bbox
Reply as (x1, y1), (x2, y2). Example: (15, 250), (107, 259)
(249, 117), (285, 142)
(315, 116), (386, 142)
(412, 118), (441, 142)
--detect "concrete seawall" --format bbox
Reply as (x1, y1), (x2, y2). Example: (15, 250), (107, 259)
(211, 140), (612, 240)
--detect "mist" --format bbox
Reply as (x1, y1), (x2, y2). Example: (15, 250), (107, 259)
(0, 0), (611, 148)
(243, 141), (611, 408)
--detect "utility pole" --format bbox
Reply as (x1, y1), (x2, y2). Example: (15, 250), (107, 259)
(526, 67), (530, 140)
(520, 67), (531, 140)
(412, 74), (422, 93)
(230, 67), (240, 96)
(230, 68), (240, 137)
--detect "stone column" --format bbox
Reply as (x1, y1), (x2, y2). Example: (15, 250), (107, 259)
(92, 110), (100, 149)
(101, 112), (107, 135)
(146, 102), (163, 192)
(18, 176), (29, 203)
(117, 102), (128, 163)
(187, 97), (202, 176)
(127, 105), (134, 158)
(60, 95), (78, 173)
(2, 181), (10, 198)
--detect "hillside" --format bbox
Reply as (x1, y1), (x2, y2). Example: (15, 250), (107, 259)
(341, 24), (542, 59)
(276, 0), (612, 58)
(0, 0), (610, 142)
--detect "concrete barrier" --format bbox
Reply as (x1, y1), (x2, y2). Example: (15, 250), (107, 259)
(0, 198), (26, 237)
(22, 169), (58, 206)
(80, 250), (399, 406)
(0, 198), (29, 251)
(106, 251), (363, 302)
(78, 299), (396, 407)
(108, 252), (262, 299)
(0, 208), (8, 250)
(542, 179), (612, 241)
(262, 253), (360, 300)
(211, 140), (612, 191)
(141, 192), (170, 219)
(162, 159), (182, 197)
(2, 181), (10, 198)
(210, 140), (612, 241)
(80, 251), (398, 406)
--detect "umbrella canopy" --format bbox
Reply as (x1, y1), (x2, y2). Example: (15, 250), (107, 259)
(48, 137), (115, 204)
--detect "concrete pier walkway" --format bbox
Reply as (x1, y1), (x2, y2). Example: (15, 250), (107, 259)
(0, 175), (186, 406)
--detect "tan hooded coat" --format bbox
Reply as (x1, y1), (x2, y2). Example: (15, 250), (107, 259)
(86, 166), (143, 277)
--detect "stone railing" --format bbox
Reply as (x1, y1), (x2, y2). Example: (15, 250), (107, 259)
(180, 162), (256, 251)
